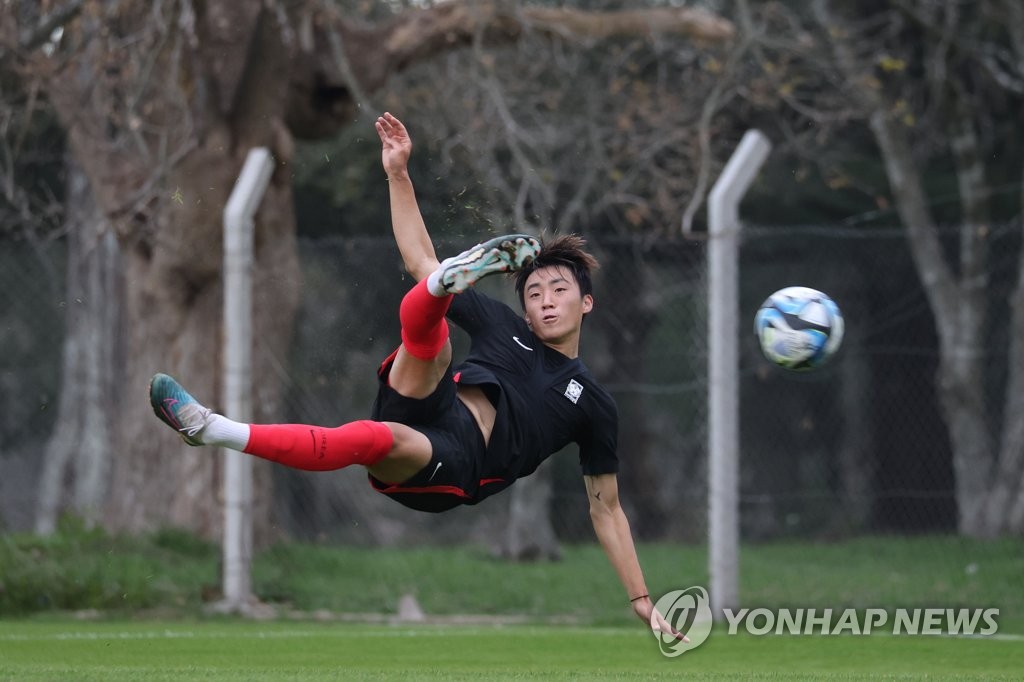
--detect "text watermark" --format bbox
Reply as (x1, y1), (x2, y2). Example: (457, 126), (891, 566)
(650, 586), (1000, 657)
(722, 607), (1000, 636)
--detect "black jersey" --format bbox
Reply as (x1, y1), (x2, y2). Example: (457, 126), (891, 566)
(447, 289), (619, 500)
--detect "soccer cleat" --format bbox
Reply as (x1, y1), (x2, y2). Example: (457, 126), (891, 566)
(149, 373), (213, 446)
(437, 234), (541, 294)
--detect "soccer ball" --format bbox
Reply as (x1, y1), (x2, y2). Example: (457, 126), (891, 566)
(754, 286), (844, 371)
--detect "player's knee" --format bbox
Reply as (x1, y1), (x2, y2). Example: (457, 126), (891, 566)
(400, 323), (449, 360)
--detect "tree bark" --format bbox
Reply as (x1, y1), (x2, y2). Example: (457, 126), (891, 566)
(36, 159), (121, 532)
(501, 460), (562, 561)
(868, 74), (993, 540)
(984, 0), (1024, 536)
(598, 245), (667, 539)
(40, 1), (301, 539)
(994, 249), (1024, 534)
(836, 315), (873, 531)
(102, 139), (299, 539)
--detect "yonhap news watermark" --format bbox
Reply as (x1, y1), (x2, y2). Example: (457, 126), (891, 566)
(651, 587), (1000, 657)
(720, 606), (1000, 636)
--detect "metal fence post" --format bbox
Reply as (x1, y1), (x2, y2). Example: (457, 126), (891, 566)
(221, 147), (274, 613)
(707, 130), (771, 614)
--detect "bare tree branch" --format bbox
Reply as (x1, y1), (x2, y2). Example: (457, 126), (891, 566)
(286, 0), (735, 139)
(17, 0), (84, 52)
(681, 0), (755, 236)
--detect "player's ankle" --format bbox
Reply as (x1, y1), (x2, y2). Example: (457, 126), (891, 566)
(425, 269), (449, 297)
(200, 414), (250, 450)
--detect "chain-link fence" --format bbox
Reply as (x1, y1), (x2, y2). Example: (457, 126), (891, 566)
(2, 225), (1013, 551)
(0, 241), (66, 531)
(740, 225), (951, 540)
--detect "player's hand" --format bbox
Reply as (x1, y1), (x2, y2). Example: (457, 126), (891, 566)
(631, 596), (690, 642)
(376, 112), (412, 179)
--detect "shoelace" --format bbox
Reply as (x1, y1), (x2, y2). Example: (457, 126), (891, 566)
(175, 404), (209, 437)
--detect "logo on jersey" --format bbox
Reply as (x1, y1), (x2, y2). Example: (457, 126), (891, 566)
(564, 379), (584, 404)
(512, 336), (534, 351)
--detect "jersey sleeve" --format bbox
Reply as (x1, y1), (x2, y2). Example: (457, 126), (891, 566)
(447, 289), (519, 334)
(577, 388), (619, 476)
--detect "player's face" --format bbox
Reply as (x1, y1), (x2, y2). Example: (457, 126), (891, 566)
(523, 265), (593, 349)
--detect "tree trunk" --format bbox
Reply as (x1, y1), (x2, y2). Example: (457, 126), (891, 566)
(983, 218), (1024, 534)
(36, 159), (122, 532)
(836, 316), (873, 531)
(102, 136), (300, 540)
(870, 108), (995, 538)
(598, 244), (667, 539)
(33, 2), (302, 541)
(501, 460), (562, 561)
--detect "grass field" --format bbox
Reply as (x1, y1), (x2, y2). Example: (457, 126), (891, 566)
(0, 619), (1021, 680)
(2, 527), (1021, 679)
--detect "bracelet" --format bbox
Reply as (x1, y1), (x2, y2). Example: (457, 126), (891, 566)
(630, 594), (649, 602)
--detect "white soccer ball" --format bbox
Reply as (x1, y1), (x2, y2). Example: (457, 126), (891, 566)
(754, 286), (844, 371)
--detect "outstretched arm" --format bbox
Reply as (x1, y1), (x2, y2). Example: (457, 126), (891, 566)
(584, 473), (687, 640)
(375, 112), (440, 281)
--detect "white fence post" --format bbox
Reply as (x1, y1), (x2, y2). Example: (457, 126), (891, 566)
(220, 147), (274, 614)
(707, 130), (771, 614)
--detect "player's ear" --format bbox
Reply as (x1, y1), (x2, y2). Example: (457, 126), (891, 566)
(582, 294), (594, 314)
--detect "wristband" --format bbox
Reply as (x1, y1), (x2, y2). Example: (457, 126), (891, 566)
(630, 594), (649, 602)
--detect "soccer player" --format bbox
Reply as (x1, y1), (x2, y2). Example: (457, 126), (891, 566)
(150, 112), (684, 640)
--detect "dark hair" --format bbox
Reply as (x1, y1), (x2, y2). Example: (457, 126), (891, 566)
(513, 234), (600, 310)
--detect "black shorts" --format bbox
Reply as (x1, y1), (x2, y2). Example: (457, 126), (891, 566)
(368, 349), (496, 513)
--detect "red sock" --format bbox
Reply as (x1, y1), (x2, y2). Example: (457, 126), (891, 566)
(400, 279), (452, 360)
(243, 420), (393, 471)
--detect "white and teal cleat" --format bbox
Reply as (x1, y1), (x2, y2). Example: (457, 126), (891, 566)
(149, 373), (212, 446)
(437, 234), (541, 294)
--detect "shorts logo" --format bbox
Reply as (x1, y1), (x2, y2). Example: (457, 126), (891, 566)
(564, 379), (584, 404)
(428, 462), (443, 482)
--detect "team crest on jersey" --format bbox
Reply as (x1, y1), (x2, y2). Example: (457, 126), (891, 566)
(564, 379), (584, 404)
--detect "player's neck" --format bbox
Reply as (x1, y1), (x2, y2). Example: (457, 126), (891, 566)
(543, 335), (580, 359)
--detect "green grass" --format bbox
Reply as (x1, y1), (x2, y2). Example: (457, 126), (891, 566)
(0, 520), (220, 614)
(740, 536), (1023, 626)
(0, 528), (1019, 675)
(0, 620), (1020, 681)
(2, 523), (1021, 632)
(1, 528), (1021, 679)
(254, 538), (1024, 630)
